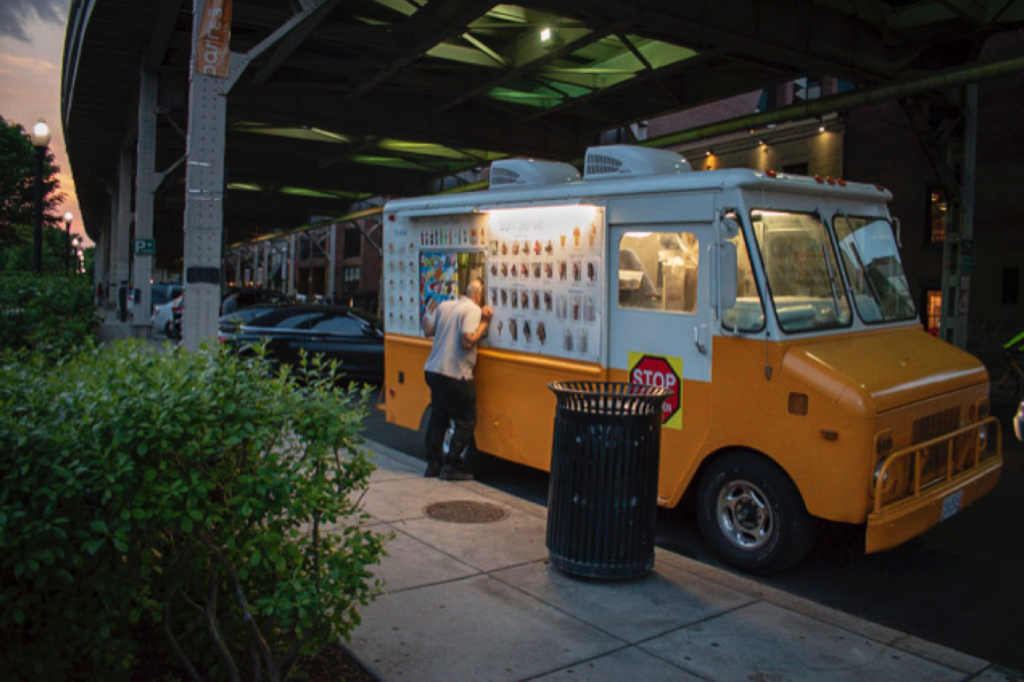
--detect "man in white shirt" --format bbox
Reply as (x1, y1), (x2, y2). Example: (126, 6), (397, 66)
(422, 278), (493, 480)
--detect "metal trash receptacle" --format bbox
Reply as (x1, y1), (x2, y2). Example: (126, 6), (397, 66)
(546, 381), (672, 579)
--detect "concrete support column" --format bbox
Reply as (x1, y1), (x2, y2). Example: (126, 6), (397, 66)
(111, 152), (131, 288)
(261, 240), (269, 287)
(328, 223), (337, 302)
(938, 84), (977, 349)
(132, 67), (158, 337)
(288, 233), (297, 296)
(113, 147), (133, 321)
(182, 0), (231, 350)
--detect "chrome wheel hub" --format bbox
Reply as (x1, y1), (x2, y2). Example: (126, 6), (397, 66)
(716, 480), (773, 550)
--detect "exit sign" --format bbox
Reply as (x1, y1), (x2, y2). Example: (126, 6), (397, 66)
(133, 239), (155, 255)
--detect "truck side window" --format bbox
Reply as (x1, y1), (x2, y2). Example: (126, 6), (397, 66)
(618, 232), (698, 314)
(722, 231), (765, 333)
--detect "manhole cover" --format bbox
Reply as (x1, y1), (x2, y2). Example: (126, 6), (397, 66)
(424, 500), (510, 524)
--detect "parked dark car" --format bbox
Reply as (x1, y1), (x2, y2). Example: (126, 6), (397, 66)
(225, 288), (295, 310)
(172, 289), (295, 339)
(219, 304), (383, 384)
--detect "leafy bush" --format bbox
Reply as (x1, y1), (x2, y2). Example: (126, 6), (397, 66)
(0, 342), (385, 679)
(0, 272), (99, 356)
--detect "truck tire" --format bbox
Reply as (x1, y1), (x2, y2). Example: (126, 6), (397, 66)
(696, 451), (817, 574)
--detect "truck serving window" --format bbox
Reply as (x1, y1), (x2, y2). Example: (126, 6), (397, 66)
(722, 229), (765, 333)
(833, 215), (916, 323)
(751, 210), (852, 333)
(618, 232), (698, 314)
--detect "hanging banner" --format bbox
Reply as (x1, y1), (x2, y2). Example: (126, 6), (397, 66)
(195, 0), (233, 78)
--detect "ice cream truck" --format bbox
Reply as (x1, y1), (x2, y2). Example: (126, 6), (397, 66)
(381, 145), (1002, 573)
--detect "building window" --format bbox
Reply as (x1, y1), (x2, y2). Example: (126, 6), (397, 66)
(1004, 266), (1020, 305)
(928, 189), (947, 243)
(344, 228), (362, 258)
(342, 265), (361, 294)
(924, 289), (942, 336)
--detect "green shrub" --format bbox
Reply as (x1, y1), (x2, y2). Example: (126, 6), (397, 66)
(0, 342), (385, 680)
(0, 273), (99, 356)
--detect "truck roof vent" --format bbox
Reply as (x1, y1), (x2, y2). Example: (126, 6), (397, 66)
(584, 145), (691, 180)
(489, 159), (580, 189)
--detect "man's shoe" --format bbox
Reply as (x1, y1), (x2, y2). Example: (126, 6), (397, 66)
(439, 465), (473, 481)
(424, 462), (442, 478)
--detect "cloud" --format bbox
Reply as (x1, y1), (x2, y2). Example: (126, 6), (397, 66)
(0, 0), (67, 42)
(0, 52), (56, 75)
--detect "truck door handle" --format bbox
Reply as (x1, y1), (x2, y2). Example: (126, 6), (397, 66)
(694, 325), (708, 354)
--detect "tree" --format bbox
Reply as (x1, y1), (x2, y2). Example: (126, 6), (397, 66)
(0, 223), (73, 273)
(0, 115), (64, 251)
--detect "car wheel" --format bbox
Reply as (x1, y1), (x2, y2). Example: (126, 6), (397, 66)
(696, 451), (816, 574)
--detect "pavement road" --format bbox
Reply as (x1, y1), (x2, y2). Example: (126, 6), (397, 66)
(360, 394), (1024, 673)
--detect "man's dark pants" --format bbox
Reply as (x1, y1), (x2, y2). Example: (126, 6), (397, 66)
(424, 371), (476, 468)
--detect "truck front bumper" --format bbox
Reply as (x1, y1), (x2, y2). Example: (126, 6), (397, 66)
(866, 417), (1002, 553)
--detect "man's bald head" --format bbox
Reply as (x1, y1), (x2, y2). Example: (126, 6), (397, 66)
(466, 277), (485, 304)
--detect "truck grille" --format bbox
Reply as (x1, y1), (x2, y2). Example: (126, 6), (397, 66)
(912, 407), (960, 488)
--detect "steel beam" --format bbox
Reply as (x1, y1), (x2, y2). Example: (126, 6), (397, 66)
(249, 0), (341, 87)
(641, 55), (1024, 150)
(346, 0), (500, 100)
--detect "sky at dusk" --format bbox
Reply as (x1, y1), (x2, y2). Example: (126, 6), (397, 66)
(0, 0), (86, 242)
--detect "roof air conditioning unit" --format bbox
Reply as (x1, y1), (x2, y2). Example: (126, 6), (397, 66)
(489, 159), (580, 189)
(584, 145), (691, 180)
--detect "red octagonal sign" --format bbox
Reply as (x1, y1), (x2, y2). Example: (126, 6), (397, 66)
(629, 355), (680, 424)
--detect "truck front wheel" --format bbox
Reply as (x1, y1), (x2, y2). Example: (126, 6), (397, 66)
(696, 452), (817, 574)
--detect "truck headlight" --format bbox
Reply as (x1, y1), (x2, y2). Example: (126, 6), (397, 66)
(874, 459), (890, 486)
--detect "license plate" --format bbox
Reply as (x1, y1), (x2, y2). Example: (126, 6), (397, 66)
(940, 490), (963, 521)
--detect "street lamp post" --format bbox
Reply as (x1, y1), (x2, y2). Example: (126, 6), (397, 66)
(63, 212), (74, 276)
(29, 119), (51, 274)
(71, 236), (82, 275)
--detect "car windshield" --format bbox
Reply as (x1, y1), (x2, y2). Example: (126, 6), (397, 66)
(832, 215), (917, 323)
(751, 210), (851, 333)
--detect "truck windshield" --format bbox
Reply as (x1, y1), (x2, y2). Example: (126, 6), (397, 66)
(833, 215), (916, 323)
(751, 210), (852, 333)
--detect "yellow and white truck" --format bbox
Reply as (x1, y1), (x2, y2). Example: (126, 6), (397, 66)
(381, 144), (1001, 572)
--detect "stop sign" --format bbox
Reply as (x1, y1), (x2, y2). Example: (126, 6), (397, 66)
(629, 355), (680, 424)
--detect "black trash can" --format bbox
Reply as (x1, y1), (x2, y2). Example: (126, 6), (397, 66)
(546, 381), (672, 579)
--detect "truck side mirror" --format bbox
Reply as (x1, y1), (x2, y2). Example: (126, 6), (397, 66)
(718, 241), (738, 313)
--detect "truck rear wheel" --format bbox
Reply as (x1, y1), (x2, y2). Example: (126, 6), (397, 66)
(696, 451), (816, 574)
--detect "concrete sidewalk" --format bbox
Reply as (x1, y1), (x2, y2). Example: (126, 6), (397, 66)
(345, 439), (1016, 682)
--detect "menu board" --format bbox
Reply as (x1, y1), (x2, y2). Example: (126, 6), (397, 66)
(384, 206), (604, 363)
(383, 233), (420, 335)
(483, 205), (604, 363)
